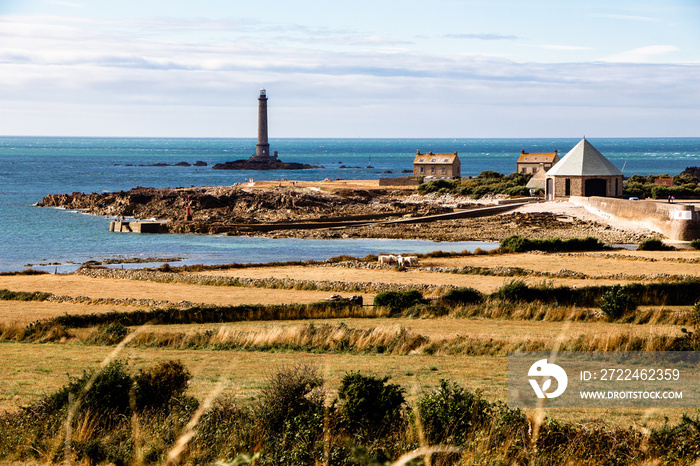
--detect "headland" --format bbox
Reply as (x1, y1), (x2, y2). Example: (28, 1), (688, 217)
(38, 178), (656, 243)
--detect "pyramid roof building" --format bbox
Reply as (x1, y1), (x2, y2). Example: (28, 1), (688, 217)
(546, 138), (622, 177)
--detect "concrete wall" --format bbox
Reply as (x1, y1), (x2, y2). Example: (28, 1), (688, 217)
(570, 196), (700, 241)
(110, 221), (164, 233)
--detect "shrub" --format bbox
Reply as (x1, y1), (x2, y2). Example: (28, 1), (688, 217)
(417, 179), (456, 195)
(440, 287), (484, 305)
(499, 236), (607, 253)
(492, 279), (534, 303)
(133, 360), (192, 411)
(373, 290), (425, 313)
(337, 372), (405, 438)
(0, 289), (52, 301)
(417, 380), (492, 446)
(256, 364), (326, 464)
(638, 238), (675, 251)
(599, 285), (637, 319)
(46, 360), (133, 420)
(85, 322), (128, 345)
(257, 364), (325, 436)
(691, 239), (700, 250)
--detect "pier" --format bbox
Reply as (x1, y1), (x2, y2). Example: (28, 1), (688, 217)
(110, 220), (165, 233)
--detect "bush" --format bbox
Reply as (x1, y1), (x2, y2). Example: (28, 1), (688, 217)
(691, 239), (700, 250)
(440, 287), (484, 305)
(417, 179), (456, 195)
(337, 372), (405, 438)
(492, 279), (534, 303)
(256, 364), (326, 465)
(417, 380), (492, 446)
(599, 285), (637, 319)
(46, 360), (133, 420)
(133, 360), (192, 411)
(85, 322), (128, 345)
(0, 289), (52, 301)
(500, 236), (607, 253)
(258, 364), (325, 436)
(373, 290), (425, 313)
(638, 238), (675, 251)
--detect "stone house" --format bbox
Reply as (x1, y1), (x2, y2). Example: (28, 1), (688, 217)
(516, 150), (559, 175)
(654, 177), (674, 187)
(413, 151), (460, 178)
(545, 138), (623, 200)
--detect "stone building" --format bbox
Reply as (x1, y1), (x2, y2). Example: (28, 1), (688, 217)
(413, 151), (461, 178)
(545, 138), (623, 200)
(516, 150), (559, 175)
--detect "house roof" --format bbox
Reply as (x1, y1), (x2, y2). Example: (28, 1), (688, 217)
(525, 169), (547, 190)
(546, 138), (623, 177)
(517, 151), (558, 164)
(413, 152), (459, 165)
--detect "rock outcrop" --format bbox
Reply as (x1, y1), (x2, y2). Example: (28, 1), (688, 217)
(212, 159), (321, 170)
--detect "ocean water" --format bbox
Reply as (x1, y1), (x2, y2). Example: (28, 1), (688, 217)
(1, 137), (698, 272)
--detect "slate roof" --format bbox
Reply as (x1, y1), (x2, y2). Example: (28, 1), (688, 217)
(413, 153), (459, 165)
(517, 151), (558, 164)
(525, 169), (547, 190)
(546, 138), (623, 177)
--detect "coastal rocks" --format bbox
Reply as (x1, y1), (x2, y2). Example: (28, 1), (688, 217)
(212, 160), (321, 170)
(114, 161), (208, 167)
(38, 184), (656, 244)
(37, 185), (441, 235)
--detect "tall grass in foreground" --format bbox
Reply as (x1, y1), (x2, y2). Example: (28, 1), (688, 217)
(2, 360), (700, 465)
(1, 319), (693, 355)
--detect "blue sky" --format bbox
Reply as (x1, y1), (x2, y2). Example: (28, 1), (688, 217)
(1, 0), (699, 137)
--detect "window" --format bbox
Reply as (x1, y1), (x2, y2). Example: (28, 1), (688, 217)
(431, 167), (435, 174)
(565, 178), (571, 196)
(420, 167), (424, 173)
(442, 167), (446, 174)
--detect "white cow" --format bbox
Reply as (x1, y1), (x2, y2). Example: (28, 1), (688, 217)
(397, 255), (418, 267)
(378, 254), (398, 265)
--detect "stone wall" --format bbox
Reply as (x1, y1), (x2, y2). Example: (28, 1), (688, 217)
(378, 177), (420, 187)
(548, 176), (623, 199)
(570, 196), (700, 241)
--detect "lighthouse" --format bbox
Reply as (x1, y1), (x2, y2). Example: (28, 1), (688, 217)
(255, 88), (274, 160)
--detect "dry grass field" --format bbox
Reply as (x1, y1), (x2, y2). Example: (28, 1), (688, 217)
(1, 248), (699, 430)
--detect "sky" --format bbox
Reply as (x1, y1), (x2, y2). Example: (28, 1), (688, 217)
(1, 0), (699, 138)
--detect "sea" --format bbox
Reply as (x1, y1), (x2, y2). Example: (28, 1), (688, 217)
(1, 137), (699, 273)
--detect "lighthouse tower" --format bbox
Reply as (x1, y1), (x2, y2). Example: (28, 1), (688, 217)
(254, 88), (274, 160)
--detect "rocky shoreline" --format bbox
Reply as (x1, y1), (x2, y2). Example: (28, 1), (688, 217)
(37, 184), (657, 244)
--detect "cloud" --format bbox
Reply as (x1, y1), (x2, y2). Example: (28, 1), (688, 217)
(0, 13), (698, 137)
(591, 13), (659, 23)
(535, 45), (592, 51)
(602, 45), (680, 63)
(444, 33), (519, 41)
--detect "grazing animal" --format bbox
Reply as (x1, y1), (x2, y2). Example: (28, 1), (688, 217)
(378, 254), (398, 265)
(397, 255), (418, 267)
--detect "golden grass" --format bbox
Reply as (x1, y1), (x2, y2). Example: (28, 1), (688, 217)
(0, 301), (145, 325)
(137, 316), (683, 342)
(422, 250), (700, 278)
(2, 249), (698, 438)
(0, 342), (687, 428)
(0, 274), (371, 307)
